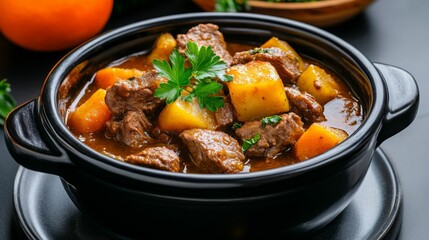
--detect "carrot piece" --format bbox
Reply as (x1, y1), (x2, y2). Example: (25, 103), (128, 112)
(294, 123), (348, 161)
(68, 88), (111, 134)
(94, 67), (143, 89)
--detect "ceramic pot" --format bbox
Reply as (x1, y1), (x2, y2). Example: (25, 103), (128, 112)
(4, 13), (419, 239)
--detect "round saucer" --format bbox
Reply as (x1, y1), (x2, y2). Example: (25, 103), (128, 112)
(13, 148), (402, 240)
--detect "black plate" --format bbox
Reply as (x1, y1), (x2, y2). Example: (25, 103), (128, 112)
(13, 148), (402, 240)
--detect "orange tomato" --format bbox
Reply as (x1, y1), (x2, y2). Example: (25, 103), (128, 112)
(0, 0), (113, 51)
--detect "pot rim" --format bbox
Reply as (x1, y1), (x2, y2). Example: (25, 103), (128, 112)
(39, 12), (385, 183)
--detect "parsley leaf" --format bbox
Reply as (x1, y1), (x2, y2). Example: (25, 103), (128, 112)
(153, 49), (192, 104)
(186, 42), (232, 82)
(242, 133), (261, 152)
(153, 41), (232, 111)
(0, 79), (16, 126)
(191, 81), (224, 111)
(261, 115), (282, 127)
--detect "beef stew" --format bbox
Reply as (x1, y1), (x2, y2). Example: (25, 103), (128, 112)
(64, 23), (363, 174)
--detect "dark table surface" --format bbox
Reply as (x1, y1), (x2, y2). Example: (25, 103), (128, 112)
(1, 0), (428, 239)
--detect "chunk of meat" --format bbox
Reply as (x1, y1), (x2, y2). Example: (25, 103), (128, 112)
(179, 129), (245, 174)
(231, 47), (301, 84)
(285, 86), (326, 123)
(176, 23), (233, 65)
(151, 126), (173, 144)
(105, 110), (153, 148)
(214, 96), (235, 128)
(125, 146), (180, 172)
(235, 113), (305, 158)
(105, 69), (166, 115)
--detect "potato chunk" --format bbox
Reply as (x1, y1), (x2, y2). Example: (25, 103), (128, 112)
(296, 64), (340, 105)
(261, 37), (306, 71)
(147, 33), (177, 63)
(157, 97), (217, 133)
(226, 60), (290, 122)
(294, 123), (348, 161)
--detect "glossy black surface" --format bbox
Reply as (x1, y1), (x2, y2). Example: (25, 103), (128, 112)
(13, 149), (402, 240)
(1, 0), (428, 239)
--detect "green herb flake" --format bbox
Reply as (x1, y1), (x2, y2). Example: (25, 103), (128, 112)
(0, 79), (16, 126)
(153, 41), (232, 111)
(261, 115), (282, 127)
(242, 133), (261, 152)
(249, 48), (271, 55)
(294, 56), (300, 63)
(232, 122), (242, 130)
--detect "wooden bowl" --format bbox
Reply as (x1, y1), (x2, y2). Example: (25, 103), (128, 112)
(192, 0), (376, 27)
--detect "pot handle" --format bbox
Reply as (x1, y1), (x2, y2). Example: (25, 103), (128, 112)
(374, 63), (419, 146)
(4, 98), (75, 176)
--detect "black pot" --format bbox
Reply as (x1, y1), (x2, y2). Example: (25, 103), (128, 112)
(4, 13), (419, 239)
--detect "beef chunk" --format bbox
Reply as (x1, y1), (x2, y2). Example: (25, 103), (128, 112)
(106, 110), (153, 148)
(125, 146), (180, 172)
(176, 23), (233, 65)
(105, 69), (166, 115)
(231, 47), (301, 84)
(214, 97), (235, 128)
(179, 129), (245, 174)
(235, 112), (305, 158)
(151, 126), (173, 144)
(285, 86), (326, 123)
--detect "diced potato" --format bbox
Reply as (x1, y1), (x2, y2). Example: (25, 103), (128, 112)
(226, 60), (290, 122)
(94, 67), (143, 89)
(147, 33), (177, 63)
(296, 64), (340, 105)
(68, 88), (111, 134)
(294, 123), (348, 161)
(157, 97), (217, 133)
(261, 37), (306, 71)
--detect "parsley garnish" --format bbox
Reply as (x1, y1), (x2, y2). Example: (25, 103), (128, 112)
(261, 115), (282, 127)
(153, 41), (232, 111)
(0, 79), (16, 126)
(242, 133), (261, 152)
